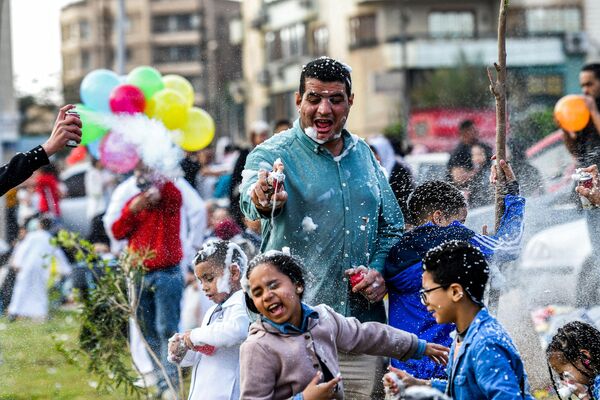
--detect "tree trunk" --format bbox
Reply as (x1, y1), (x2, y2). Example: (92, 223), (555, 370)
(487, 0), (508, 313)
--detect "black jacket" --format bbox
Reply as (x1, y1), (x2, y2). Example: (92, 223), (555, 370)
(0, 145), (49, 197)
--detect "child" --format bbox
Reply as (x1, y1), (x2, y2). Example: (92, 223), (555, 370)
(547, 321), (600, 399)
(168, 240), (250, 400)
(239, 251), (450, 400)
(384, 159), (524, 380)
(384, 241), (534, 400)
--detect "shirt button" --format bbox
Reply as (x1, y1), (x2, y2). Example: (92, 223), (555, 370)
(305, 334), (310, 340)
(342, 183), (346, 187)
(342, 277), (347, 282)
(313, 364), (319, 369)
(341, 301), (345, 306)
(344, 253), (349, 258)
(346, 230), (350, 235)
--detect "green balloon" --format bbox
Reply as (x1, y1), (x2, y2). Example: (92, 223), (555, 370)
(74, 104), (109, 145)
(126, 66), (164, 100)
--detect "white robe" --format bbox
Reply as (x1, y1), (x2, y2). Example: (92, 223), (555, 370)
(177, 290), (249, 400)
(8, 230), (71, 318)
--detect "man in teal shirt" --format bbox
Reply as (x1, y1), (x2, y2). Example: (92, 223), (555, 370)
(240, 57), (404, 399)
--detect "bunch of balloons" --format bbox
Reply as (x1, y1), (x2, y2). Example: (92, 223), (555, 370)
(554, 95), (591, 132)
(77, 66), (215, 173)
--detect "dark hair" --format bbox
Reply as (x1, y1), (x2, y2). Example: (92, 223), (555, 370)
(299, 57), (352, 98)
(581, 63), (600, 81)
(274, 119), (291, 129)
(408, 180), (467, 225)
(459, 119), (475, 132)
(193, 240), (248, 272)
(244, 252), (306, 314)
(547, 321), (600, 377)
(423, 241), (489, 305)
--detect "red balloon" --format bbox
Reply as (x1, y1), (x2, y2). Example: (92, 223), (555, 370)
(109, 84), (146, 114)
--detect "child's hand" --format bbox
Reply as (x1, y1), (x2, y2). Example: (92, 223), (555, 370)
(424, 342), (449, 365)
(168, 333), (182, 355)
(490, 157), (516, 185)
(302, 371), (342, 400)
(387, 366), (430, 388)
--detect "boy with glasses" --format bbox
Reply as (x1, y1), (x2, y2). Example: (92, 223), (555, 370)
(384, 241), (534, 399)
(384, 159), (525, 380)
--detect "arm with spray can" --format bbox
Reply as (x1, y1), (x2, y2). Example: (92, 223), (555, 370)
(248, 158), (288, 217)
(575, 164), (600, 207)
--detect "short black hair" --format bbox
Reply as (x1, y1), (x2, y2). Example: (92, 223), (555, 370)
(423, 241), (489, 304)
(581, 63), (600, 81)
(299, 57), (352, 98)
(547, 321), (600, 376)
(244, 252), (305, 314)
(408, 180), (467, 225)
(459, 119), (475, 132)
(274, 119), (291, 129)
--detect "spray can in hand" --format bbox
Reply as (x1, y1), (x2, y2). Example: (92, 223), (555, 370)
(65, 110), (80, 148)
(572, 168), (594, 209)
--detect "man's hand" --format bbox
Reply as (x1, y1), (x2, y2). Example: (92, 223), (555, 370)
(129, 188), (161, 213)
(41, 104), (83, 157)
(345, 266), (387, 302)
(302, 371), (342, 400)
(576, 164), (600, 206)
(250, 164), (288, 214)
(584, 95), (599, 115)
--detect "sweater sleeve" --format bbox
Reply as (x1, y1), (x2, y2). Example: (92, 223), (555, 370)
(0, 146), (49, 197)
(239, 146), (280, 221)
(327, 305), (419, 361)
(469, 194), (525, 262)
(189, 304), (249, 348)
(111, 196), (141, 240)
(239, 341), (279, 400)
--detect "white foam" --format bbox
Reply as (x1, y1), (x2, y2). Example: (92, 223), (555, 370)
(302, 216), (318, 232)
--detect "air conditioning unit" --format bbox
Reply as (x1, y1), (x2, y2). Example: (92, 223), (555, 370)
(564, 32), (589, 55)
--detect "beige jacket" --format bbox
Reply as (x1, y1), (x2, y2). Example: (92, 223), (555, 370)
(240, 304), (421, 400)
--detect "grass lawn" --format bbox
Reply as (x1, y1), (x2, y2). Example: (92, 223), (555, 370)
(0, 310), (136, 400)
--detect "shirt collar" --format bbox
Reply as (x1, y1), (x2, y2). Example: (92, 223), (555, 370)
(292, 118), (352, 157)
(262, 303), (319, 334)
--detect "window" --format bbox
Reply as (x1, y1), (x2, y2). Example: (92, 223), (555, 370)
(184, 75), (203, 93)
(428, 11), (475, 38)
(312, 25), (329, 56)
(526, 75), (563, 96)
(526, 7), (581, 34)
(81, 50), (91, 70)
(349, 14), (377, 48)
(152, 14), (200, 33)
(152, 46), (200, 63)
(266, 23), (307, 61)
(79, 20), (90, 39)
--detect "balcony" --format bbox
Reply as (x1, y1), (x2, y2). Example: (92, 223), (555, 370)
(383, 35), (566, 69)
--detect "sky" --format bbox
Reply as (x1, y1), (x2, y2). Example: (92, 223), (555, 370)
(10, 0), (77, 102)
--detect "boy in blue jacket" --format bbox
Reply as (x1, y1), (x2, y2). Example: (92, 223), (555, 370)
(384, 241), (534, 399)
(384, 159), (525, 379)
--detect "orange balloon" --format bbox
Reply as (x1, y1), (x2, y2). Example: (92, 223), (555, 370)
(554, 95), (591, 132)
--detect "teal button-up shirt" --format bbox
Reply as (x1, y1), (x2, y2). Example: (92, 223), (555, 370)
(240, 120), (404, 322)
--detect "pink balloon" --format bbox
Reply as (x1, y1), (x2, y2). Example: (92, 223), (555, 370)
(99, 132), (140, 174)
(109, 84), (146, 114)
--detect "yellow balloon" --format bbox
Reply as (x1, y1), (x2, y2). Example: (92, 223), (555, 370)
(163, 75), (195, 108)
(151, 89), (188, 130)
(176, 107), (215, 151)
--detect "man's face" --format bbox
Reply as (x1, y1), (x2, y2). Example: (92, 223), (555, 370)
(295, 78), (353, 144)
(460, 126), (477, 145)
(580, 70), (600, 99)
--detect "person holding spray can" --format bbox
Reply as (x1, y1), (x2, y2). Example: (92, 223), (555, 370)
(0, 104), (82, 196)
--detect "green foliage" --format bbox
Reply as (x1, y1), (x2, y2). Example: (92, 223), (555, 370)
(383, 122), (405, 141)
(511, 107), (556, 147)
(410, 54), (493, 109)
(51, 230), (151, 398)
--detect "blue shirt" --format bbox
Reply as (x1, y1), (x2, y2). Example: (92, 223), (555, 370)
(431, 308), (534, 400)
(262, 303), (319, 334)
(240, 119), (404, 322)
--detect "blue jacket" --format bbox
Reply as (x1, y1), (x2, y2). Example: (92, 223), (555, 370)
(385, 194), (525, 379)
(240, 119), (403, 322)
(593, 375), (600, 399)
(431, 308), (534, 399)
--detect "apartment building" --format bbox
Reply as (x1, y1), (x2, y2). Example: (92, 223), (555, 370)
(60, 0), (242, 137)
(242, 0), (590, 136)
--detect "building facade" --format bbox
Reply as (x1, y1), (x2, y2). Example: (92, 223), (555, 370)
(60, 0), (243, 139)
(241, 0), (590, 137)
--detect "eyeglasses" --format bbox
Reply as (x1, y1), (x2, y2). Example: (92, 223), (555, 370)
(419, 285), (448, 306)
